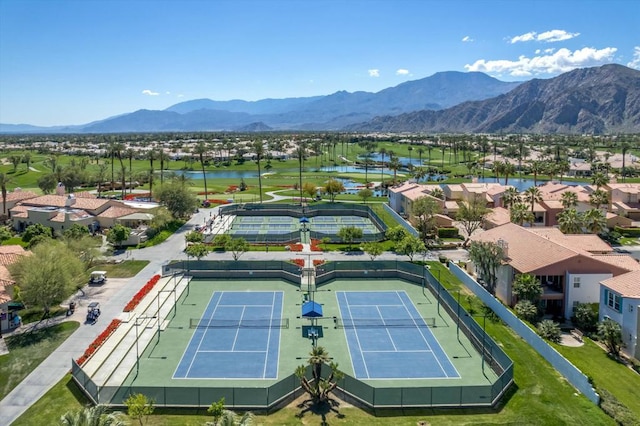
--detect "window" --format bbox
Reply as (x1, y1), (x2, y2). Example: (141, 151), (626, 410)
(630, 304), (634, 313)
(573, 277), (581, 288)
(572, 300), (580, 313)
(606, 290), (622, 313)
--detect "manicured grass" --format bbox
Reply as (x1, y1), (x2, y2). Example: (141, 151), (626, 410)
(13, 263), (616, 425)
(0, 321), (80, 400)
(12, 374), (90, 426)
(2, 237), (28, 247)
(138, 221), (185, 248)
(555, 339), (640, 418)
(89, 260), (150, 278)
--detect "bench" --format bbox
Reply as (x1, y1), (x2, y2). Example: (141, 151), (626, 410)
(571, 329), (584, 342)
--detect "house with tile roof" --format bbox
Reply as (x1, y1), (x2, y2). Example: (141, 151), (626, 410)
(470, 223), (640, 319)
(599, 271), (640, 360)
(1, 189), (39, 217)
(607, 183), (640, 220)
(0, 245), (29, 332)
(9, 193), (150, 234)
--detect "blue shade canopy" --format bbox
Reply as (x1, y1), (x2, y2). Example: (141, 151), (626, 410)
(301, 301), (323, 317)
(299, 217), (310, 223)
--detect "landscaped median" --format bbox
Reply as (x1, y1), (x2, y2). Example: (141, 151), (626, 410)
(76, 319), (122, 366)
(123, 274), (161, 312)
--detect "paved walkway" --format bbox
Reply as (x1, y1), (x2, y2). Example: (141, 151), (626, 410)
(0, 198), (468, 425)
(0, 207), (214, 425)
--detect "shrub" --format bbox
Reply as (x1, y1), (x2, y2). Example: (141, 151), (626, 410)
(614, 226), (640, 237)
(537, 319), (561, 343)
(572, 303), (598, 332)
(515, 300), (539, 323)
(598, 388), (638, 426)
(437, 227), (459, 238)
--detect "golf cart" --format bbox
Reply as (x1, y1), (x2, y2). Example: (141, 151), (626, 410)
(87, 301), (101, 324)
(89, 271), (107, 285)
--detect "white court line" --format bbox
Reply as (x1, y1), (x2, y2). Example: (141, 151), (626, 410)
(184, 292), (222, 377)
(397, 290), (451, 377)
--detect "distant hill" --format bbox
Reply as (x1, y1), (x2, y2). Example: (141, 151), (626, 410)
(0, 71), (520, 133)
(346, 64), (640, 134)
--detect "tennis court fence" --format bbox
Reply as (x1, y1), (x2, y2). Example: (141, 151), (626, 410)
(163, 260), (301, 282)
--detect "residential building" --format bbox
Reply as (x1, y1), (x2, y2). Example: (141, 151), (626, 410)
(470, 223), (640, 319)
(607, 183), (640, 220)
(599, 271), (640, 360)
(0, 245), (29, 332)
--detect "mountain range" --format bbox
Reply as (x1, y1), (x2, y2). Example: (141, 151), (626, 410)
(2, 64), (639, 134)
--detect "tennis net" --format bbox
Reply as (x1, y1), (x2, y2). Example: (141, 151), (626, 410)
(189, 318), (290, 329)
(334, 317), (436, 329)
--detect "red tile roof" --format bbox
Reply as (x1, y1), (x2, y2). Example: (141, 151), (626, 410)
(601, 271), (640, 298)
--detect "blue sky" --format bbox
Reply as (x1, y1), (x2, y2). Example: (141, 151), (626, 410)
(0, 0), (638, 126)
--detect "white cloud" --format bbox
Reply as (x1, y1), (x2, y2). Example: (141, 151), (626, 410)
(462, 35), (474, 42)
(368, 69), (380, 77)
(537, 29), (579, 42)
(177, 94), (184, 98)
(628, 46), (640, 69)
(165, 91), (171, 95)
(510, 29), (579, 44)
(142, 89), (159, 96)
(510, 31), (536, 44)
(396, 69), (410, 75)
(465, 46), (618, 77)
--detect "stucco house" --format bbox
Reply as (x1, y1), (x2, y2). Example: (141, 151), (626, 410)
(599, 271), (640, 360)
(10, 193), (144, 234)
(470, 223), (640, 319)
(0, 245), (29, 332)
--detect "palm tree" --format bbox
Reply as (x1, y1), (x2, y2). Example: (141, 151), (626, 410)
(388, 156), (401, 184)
(158, 150), (169, 184)
(358, 140), (377, 183)
(252, 139), (264, 203)
(295, 140), (306, 205)
(510, 202), (534, 226)
(493, 160), (504, 183)
(60, 404), (125, 426)
(530, 160), (544, 187)
(379, 147), (387, 185)
(620, 141), (630, 182)
(524, 186), (542, 213)
(147, 150), (156, 197)
(583, 208), (607, 234)
(502, 187), (521, 209)
(126, 148), (135, 195)
(560, 191), (578, 209)
(193, 141), (209, 204)
(417, 146), (425, 166)
(557, 208), (583, 234)
(502, 161), (516, 186)
(591, 171), (609, 189)
(0, 173), (12, 216)
(430, 187), (445, 200)
(95, 163), (108, 197)
(589, 189), (610, 210)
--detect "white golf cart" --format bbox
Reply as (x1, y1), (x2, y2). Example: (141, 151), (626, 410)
(89, 271), (107, 285)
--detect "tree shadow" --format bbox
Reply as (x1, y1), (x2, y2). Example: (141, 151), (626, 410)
(295, 398), (345, 425)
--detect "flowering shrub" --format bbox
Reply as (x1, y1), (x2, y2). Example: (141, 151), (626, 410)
(291, 258), (305, 267)
(313, 259), (325, 267)
(76, 319), (122, 366)
(226, 185), (239, 192)
(207, 199), (231, 205)
(289, 244), (303, 252)
(123, 274), (161, 312)
(310, 239), (322, 252)
(124, 193), (152, 201)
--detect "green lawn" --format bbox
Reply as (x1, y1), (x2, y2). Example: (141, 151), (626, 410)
(89, 260), (150, 278)
(555, 339), (640, 419)
(0, 321), (80, 400)
(12, 263), (617, 425)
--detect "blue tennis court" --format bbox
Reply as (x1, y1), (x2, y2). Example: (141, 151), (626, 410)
(173, 291), (283, 379)
(336, 291), (460, 380)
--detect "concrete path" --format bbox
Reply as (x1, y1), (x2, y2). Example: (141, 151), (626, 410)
(0, 199), (468, 425)
(0, 207), (213, 425)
